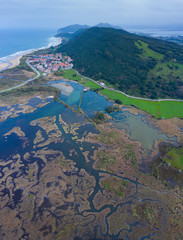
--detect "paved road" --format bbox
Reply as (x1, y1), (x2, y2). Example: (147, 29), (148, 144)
(74, 70), (183, 103)
(1, 62), (183, 103)
(0, 59), (40, 93)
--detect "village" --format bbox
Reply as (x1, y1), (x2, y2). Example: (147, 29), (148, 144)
(29, 53), (73, 75)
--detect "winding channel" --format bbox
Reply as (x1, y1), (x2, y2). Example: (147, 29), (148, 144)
(0, 83), (178, 238)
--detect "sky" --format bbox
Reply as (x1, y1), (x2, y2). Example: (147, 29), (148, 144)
(0, 0), (183, 30)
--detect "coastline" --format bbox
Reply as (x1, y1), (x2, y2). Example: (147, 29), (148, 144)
(0, 37), (62, 72)
(9, 55), (24, 68)
(0, 62), (10, 71)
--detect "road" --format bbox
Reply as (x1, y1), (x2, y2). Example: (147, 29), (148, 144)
(0, 61), (183, 103)
(0, 59), (40, 93)
(74, 70), (183, 103)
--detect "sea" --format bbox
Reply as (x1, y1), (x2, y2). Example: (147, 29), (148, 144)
(0, 28), (60, 63)
(126, 28), (183, 37)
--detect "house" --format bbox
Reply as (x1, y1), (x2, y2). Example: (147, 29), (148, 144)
(100, 82), (105, 86)
(28, 52), (74, 73)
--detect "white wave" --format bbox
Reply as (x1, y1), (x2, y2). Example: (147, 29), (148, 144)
(0, 37), (62, 63)
(0, 49), (35, 62)
(48, 37), (62, 47)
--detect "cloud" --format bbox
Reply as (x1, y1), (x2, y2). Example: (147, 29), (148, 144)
(0, 0), (183, 29)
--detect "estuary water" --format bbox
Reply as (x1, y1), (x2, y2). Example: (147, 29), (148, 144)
(0, 79), (177, 154)
(0, 80), (178, 240)
(53, 79), (177, 151)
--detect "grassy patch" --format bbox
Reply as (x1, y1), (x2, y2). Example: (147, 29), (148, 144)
(61, 69), (82, 81)
(101, 177), (128, 197)
(163, 146), (183, 171)
(55, 155), (68, 167)
(80, 78), (101, 90)
(151, 61), (183, 79)
(152, 166), (160, 179)
(29, 193), (34, 200)
(62, 70), (101, 90)
(98, 131), (119, 145)
(99, 88), (183, 119)
(132, 205), (138, 217)
(135, 40), (164, 60)
(56, 224), (76, 239)
(144, 206), (155, 224)
(97, 150), (115, 170)
(125, 145), (137, 168)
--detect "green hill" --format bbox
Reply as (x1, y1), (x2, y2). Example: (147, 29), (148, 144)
(57, 27), (183, 99)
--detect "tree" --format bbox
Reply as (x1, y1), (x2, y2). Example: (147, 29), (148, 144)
(93, 111), (106, 123)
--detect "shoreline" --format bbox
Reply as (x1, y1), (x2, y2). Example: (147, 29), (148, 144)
(0, 62), (11, 71)
(0, 37), (62, 72)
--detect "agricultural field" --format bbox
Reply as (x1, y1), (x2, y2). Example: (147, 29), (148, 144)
(62, 69), (183, 119)
(99, 88), (183, 119)
(61, 69), (100, 90)
(80, 78), (101, 90)
(61, 69), (82, 81)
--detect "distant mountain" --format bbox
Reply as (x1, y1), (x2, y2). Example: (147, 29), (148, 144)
(55, 28), (88, 41)
(95, 23), (121, 29)
(56, 27), (183, 99)
(57, 24), (89, 34)
(55, 23), (122, 39)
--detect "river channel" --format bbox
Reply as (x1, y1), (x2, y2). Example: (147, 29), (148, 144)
(0, 79), (179, 239)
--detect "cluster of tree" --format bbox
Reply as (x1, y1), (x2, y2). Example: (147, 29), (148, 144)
(57, 27), (183, 99)
(142, 36), (183, 64)
(93, 111), (106, 123)
(105, 105), (119, 113)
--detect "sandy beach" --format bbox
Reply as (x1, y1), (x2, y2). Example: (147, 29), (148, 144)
(0, 62), (10, 71)
(9, 55), (23, 68)
(51, 82), (74, 96)
(0, 55), (24, 72)
(0, 37), (62, 73)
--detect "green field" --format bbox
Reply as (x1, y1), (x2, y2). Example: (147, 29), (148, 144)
(62, 69), (183, 119)
(151, 61), (183, 79)
(62, 70), (100, 90)
(80, 78), (101, 90)
(99, 88), (183, 119)
(163, 147), (183, 171)
(62, 69), (82, 81)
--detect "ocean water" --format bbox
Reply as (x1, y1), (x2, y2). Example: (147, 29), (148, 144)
(126, 28), (183, 37)
(0, 28), (59, 62)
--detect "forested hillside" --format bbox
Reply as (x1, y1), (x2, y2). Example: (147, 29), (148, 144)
(57, 27), (183, 99)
